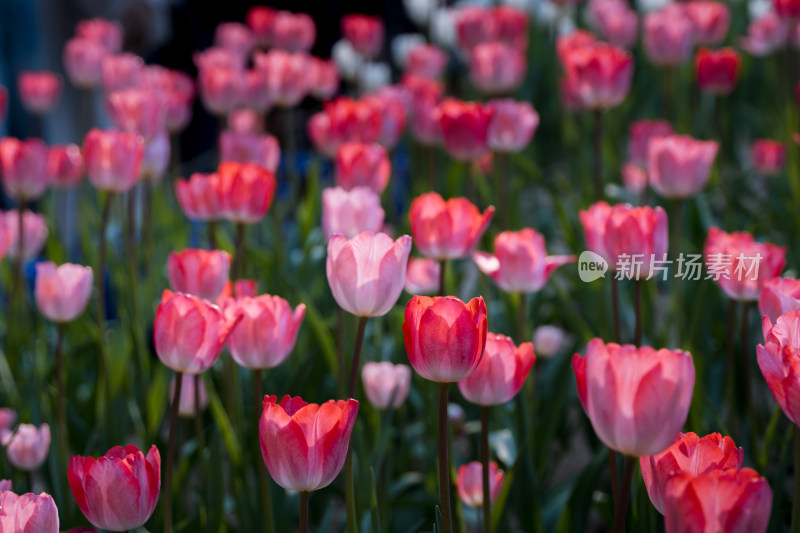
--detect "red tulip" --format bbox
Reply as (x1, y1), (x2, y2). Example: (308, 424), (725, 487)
(403, 295), (488, 382)
(622, 163), (648, 195)
(740, 13), (788, 56)
(0, 137), (50, 201)
(572, 339), (695, 456)
(35, 262), (93, 323)
(404, 257), (441, 295)
(174, 173), (223, 221)
(774, 0), (800, 19)
(342, 15), (384, 58)
(167, 249), (231, 301)
(588, 0), (639, 49)
(436, 99), (493, 161)
(455, 6), (497, 51)
(63, 38), (109, 89)
(704, 227), (786, 301)
(224, 295), (305, 369)
(685, 0), (730, 45)
(556, 30), (597, 66)
(757, 311), (800, 427)
(309, 57), (339, 100)
(247, 6), (277, 46)
(469, 42), (526, 95)
(663, 467), (772, 533)
(259, 395), (358, 491)
(76, 18), (123, 53)
(409, 192), (495, 260)
(457, 333), (535, 405)
(154, 290), (240, 374)
(640, 432), (743, 514)
(648, 134), (718, 198)
(759, 277), (800, 323)
(69, 445), (160, 531)
(457, 461), (504, 507)
(408, 87), (443, 146)
(327, 231), (412, 317)
(494, 5), (529, 50)
(628, 119), (673, 166)
(216, 162), (277, 224)
(751, 139), (786, 176)
(361, 362), (412, 409)
(82, 129), (144, 192)
(322, 186), (385, 240)
(644, 5), (696, 66)
(603, 204), (669, 278)
(335, 142), (391, 194)
(101, 53), (144, 94)
(695, 47), (740, 95)
(560, 42), (633, 110)
(253, 50), (311, 107)
(4, 210), (48, 261)
(17, 71), (62, 115)
(363, 88), (408, 149)
(269, 11), (316, 53)
(107, 88), (166, 141)
(487, 99), (539, 153)
(220, 130), (280, 171)
(2, 423), (50, 471)
(170, 373), (209, 418)
(214, 22), (254, 64)
(406, 44), (448, 80)
(47, 144), (84, 188)
(197, 65), (243, 116)
(308, 97), (382, 158)
(0, 490), (59, 532)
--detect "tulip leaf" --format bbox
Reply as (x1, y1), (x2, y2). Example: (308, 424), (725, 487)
(205, 375), (242, 465)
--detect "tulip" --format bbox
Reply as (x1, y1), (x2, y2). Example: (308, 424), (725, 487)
(0, 490), (59, 532)
(76, 18), (123, 52)
(774, 0), (800, 19)
(82, 129), (144, 192)
(170, 373), (209, 418)
(139, 132), (170, 181)
(556, 30), (597, 66)
(361, 362), (412, 409)
(167, 249), (231, 301)
(469, 42), (526, 95)
(216, 278), (258, 306)
(456, 461), (504, 507)
(253, 50), (311, 107)
(458, 333), (534, 405)
(740, 13), (788, 57)
(473, 228), (575, 293)
(322, 186), (385, 240)
(175, 173), (222, 221)
(533, 325), (567, 358)
(604, 204), (669, 278)
(663, 468), (772, 533)
(0, 137), (50, 201)
(404, 257), (441, 295)
(259, 395), (358, 491)
(335, 142), (391, 194)
(153, 289), (240, 374)
(219, 130), (280, 171)
(342, 15), (384, 58)
(215, 22), (254, 63)
(436, 98), (493, 161)
(227, 109), (263, 134)
(704, 227), (786, 302)
(757, 311), (800, 426)
(307, 97), (383, 158)
(455, 6), (496, 51)
(685, 0), (730, 45)
(106, 87), (166, 142)
(560, 42), (634, 110)
(194, 47), (242, 72)
(622, 163), (648, 195)
(628, 119), (673, 166)
(409, 192), (495, 261)
(751, 139), (786, 176)
(139, 67), (194, 133)
(759, 277), (800, 323)
(393, 33), (426, 72)
(247, 6), (276, 46)
(198, 65), (243, 116)
(643, 5), (696, 66)
(101, 53), (144, 94)
(216, 161), (277, 224)
(363, 88), (408, 149)
(0, 409), (16, 432)
(63, 38), (107, 89)
(47, 144), (84, 188)
(2, 423), (50, 471)
(17, 71), (62, 114)
(4, 210), (48, 262)
(695, 47), (740, 95)
(640, 432), (743, 514)
(409, 89), (443, 146)
(269, 11), (316, 52)
(34, 262), (93, 323)
(68, 445), (160, 531)
(647, 134), (718, 198)
(589, 0), (639, 49)
(406, 44), (448, 80)
(494, 5), (529, 50)
(579, 201), (614, 261)
(224, 294), (306, 369)
(309, 57), (339, 100)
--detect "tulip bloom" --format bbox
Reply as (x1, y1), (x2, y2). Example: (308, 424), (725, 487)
(589, 0), (639, 49)
(47, 144), (84, 188)
(622, 163), (648, 195)
(216, 162), (277, 224)
(579, 203), (613, 262)
(34, 262), (93, 323)
(455, 6), (497, 51)
(4, 210), (48, 261)
(197, 65), (243, 116)
(174, 173), (223, 221)
(572, 339), (695, 456)
(82, 129), (144, 192)
(170, 373), (209, 418)
(704, 227), (786, 302)
(17, 71), (62, 115)
(774, 0), (800, 19)
(494, 5), (529, 49)
(269, 11), (316, 53)
(456, 461), (504, 507)
(643, 5), (696, 66)
(647, 135), (718, 198)
(487, 99), (539, 153)
(342, 15), (384, 58)
(404, 257), (441, 295)
(253, 50), (311, 107)
(220, 131), (280, 172)
(457, 333), (535, 405)
(335, 142), (391, 194)
(0, 137), (50, 201)
(409, 192), (495, 260)
(361, 362), (412, 409)
(685, 0), (730, 45)
(640, 432), (743, 514)
(469, 42), (526, 95)
(141, 67), (194, 134)
(307, 97), (383, 158)
(663, 468), (772, 533)
(101, 53), (144, 94)
(603, 204), (669, 278)
(322, 186), (385, 240)
(628, 119), (673, 166)
(403, 295), (488, 382)
(695, 48), (741, 95)
(560, 42), (633, 110)
(363, 88), (407, 150)
(153, 290), (240, 374)
(309, 57), (339, 100)
(259, 395), (358, 491)
(473, 228), (575, 294)
(409, 90), (443, 146)
(436, 99), (493, 160)
(406, 44), (448, 80)
(224, 295), (305, 369)
(2, 423), (50, 471)
(69, 445), (160, 531)
(757, 311), (800, 426)
(327, 232), (412, 317)
(215, 22), (254, 63)
(759, 277), (800, 323)
(106, 88), (166, 141)
(740, 14), (788, 57)
(76, 18), (123, 52)
(167, 249), (231, 301)
(63, 38), (107, 88)
(751, 139), (786, 176)
(533, 326), (567, 358)
(0, 490), (59, 532)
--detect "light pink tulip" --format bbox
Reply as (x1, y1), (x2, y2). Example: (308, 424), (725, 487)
(35, 262), (93, 323)
(82, 129), (144, 192)
(457, 332), (535, 405)
(0, 490), (59, 532)
(101, 53), (144, 94)
(4, 210), (48, 261)
(0, 137), (50, 201)
(253, 50), (311, 107)
(76, 18), (123, 53)
(2, 423), (50, 471)
(269, 11), (316, 52)
(628, 119), (674, 166)
(309, 57), (339, 100)
(685, 0), (730, 46)
(214, 22), (254, 64)
(63, 38), (108, 89)
(106, 88), (166, 142)
(322, 186), (385, 240)
(487, 99), (539, 153)
(648, 135), (718, 198)
(603, 204), (669, 277)
(219, 131), (280, 172)
(167, 249), (231, 301)
(643, 5), (696, 66)
(469, 42), (526, 95)
(457, 461), (504, 508)
(361, 362), (412, 409)
(404, 257), (441, 295)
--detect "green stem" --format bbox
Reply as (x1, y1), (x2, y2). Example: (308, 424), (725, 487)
(254, 369), (275, 533)
(55, 323), (68, 456)
(194, 374), (208, 529)
(438, 382), (453, 533)
(299, 491), (309, 533)
(348, 317), (368, 399)
(791, 425), (800, 533)
(610, 277), (621, 343)
(438, 260), (447, 297)
(608, 450), (619, 511)
(612, 456), (635, 533)
(345, 450), (358, 533)
(593, 109), (603, 201)
(517, 292), (527, 344)
(96, 192), (113, 440)
(634, 279), (643, 346)
(234, 222), (247, 279)
(164, 370), (183, 533)
(208, 221), (218, 250)
(726, 299), (737, 416)
(481, 406), (491, 533)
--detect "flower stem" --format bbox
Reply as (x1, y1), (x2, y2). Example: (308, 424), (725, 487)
(254, 369), (275, 533)
(234, 222), (247, 279)
(608, 450), (619, 509)
(348, 316), (369, 399)
(345, 450), (358, 533)
(610, 277), (621, 343)
(55, 323), (68, 454)
(208, 221), (218, 249)
(612, 455), (635, 533)
(741, 302), (756, 442)
(438, 260), (447, 297)
(13, 200), (25, 315)
(193, 374), (209, 528)
(299, 491), (309, 533)
(517, 292), (527, 344)
(481, 406), (491, 533)
(96, 192), (113, 439)
(593, 109), (603, 201)
(725, 299), (737, 418)
(791, 425), (800, 533)
(164, 370), (183, 533)
(438, 382), (453, 533)
(634, 279), (643, 346)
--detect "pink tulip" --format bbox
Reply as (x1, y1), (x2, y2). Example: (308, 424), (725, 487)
(308, 97), (382, 158)
(0, 490), (59, 532)
(63, 38), (108, 89)
(18, 71), (62, 114)
(361, 362), (412, 409)
(140, 132), (170, 181)
(82, 129), (144, 192)
(455, 6), (497, 51)
(228, 109), (264, 134)
(76, 18), (123, 53)
(69, 445), (160, 531)
(335, 142), (391, 194)
(458, 332), (535, 405)
(740, 13), (788, 57)
(194, 47), (242, 72)
(167, 249), (231, 301)
(457, 461), (504, 507)
(216, 162), (277, 224)
(436, 99), (493, 161)
(101, 53), (144, 94)
(561, 42), (634, 110)
(556, 30), (597, 66)
(253, 50), (311, 107)
(603, 204), (669, 278)
(224, 295), (305, 369)
(533, 325), (567, 358)
(0, 137), (50, 201)
(309, 57), (339, 100)
(406, 44), (448, 80)
(34, 262), (93, 323)
(407, 80), (443, 146)
(494, 5), (529, 50)
(107, 88), (166, 141)
(247, 6), (276, 45)
(487, 99), (539, 153)
(47, 144), (84, 188)
(4, 210), (48, 261)
(214, 22), (254, 64)
(628, 119), (674, 166)
(404, 257), (441, 295)
(363, 88), (408, 149)
(174, 173), (223, 221)
(217, 279), (259, 306)
(198, 65), (243, 116)
(685, 0), (730, 45)
(327, 231), (412, 317)
(751, 139), (786, 176)
(139, 67), (194, 133)
(322, 186), (385, 240)
(759, 277), (800, 323)
(170, 373), (209, 418)
(2, 423), (50, 471)
(469, 42), (526, 95)
(622, 163), (648, 195)
(342, 15), (384, 58)
(0, 410), (16, 433)
(757, 311), (800, 427)
(409, 192), (495, 260)
(219, 130), (280, 171)
(154, 290), (240, 374)
(588, 0), (639, 48)
(243, 66), (277, 113)
(579, 201), (614, 261)
(648, 134), (718, 198)
(644, 5), (696, 66)
(573, 339), (695, 456)
(269, 11), (316, 52)
(640, 432), (743, 514)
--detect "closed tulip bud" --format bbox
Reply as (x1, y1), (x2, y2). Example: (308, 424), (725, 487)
(309, 57), (339, 100)
(63, 38), (107, 89)
(5, 210), (48, 262)
(0, 409), (16, 433)
(0, 137), (50, 201)
(404, 257), (441, 295)
(167, 249), (231, 301)
(640, 432), (743, 514)
(224, 295), (305, 369)
(588, 0), (639, 49)
(695, 47), (740, 95)
(35, 262), (93, 323)
(76, 18), (123, 53)
(216, 162), (277, 224)
(335, 142), (391, 194)
(458, 333), (535, 405)
(740, 13), (788, 57)
(406, 44), (448, 80)
(228, 109), (263, 134)
(259, 395), (358, 491)
(101, 53), (144, 94)
(664, 468), (772, 533)
(253, 50), (311, 108)
(751, 139), (786, 176)
(457, 461), (504, 507)
(154, 290), (240, 374)
(704, 227), (786, 301)
(644, 5), (696, 66)
(107, 88), (166, 141)
(685, 1), (730, 45)
(628, 119), (673, 166)
(556, 30), (597, 66)
(648, 134), (718, 198)
(82, 129), (144, 192)
(363, 89), (408, 149)
(2, 423), (50, 471)
(757, 311), (800, 426)
(774, 0), (800, 19)
(269, 11), (316, 53)
(533, 325), (567, 358)
(759, 277), (800, 323)
(140, 66), (194, 133)
(214, 22), (254, 64)
(622, 163), (648, 195)
(436, 99), (493, 160)
(68, 445), (160, 531)
(174, 173), (223, 221)
(342, 15), (384, 58)
(170, 373), (209, 418)
(404, 295), (488, 382)
(409, 192), (494, 260)
(455, 6), (497, 51)
(487, 99), (539, 153)
(561, 43), (634, 110)
(0, 490), (59, 532)
(327, 231), (412, 317)
(361, 362), (412, 409)
(603, 204), (669, 278)
(573, 339), (695, 456)
(18, 71), (62, 115)
(220, 130), (280, 171)
(322, 186), (385, 240)
(198, 66), (243, 116)
(47, 144), (84, 188)
(469, 42), (526, 95)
